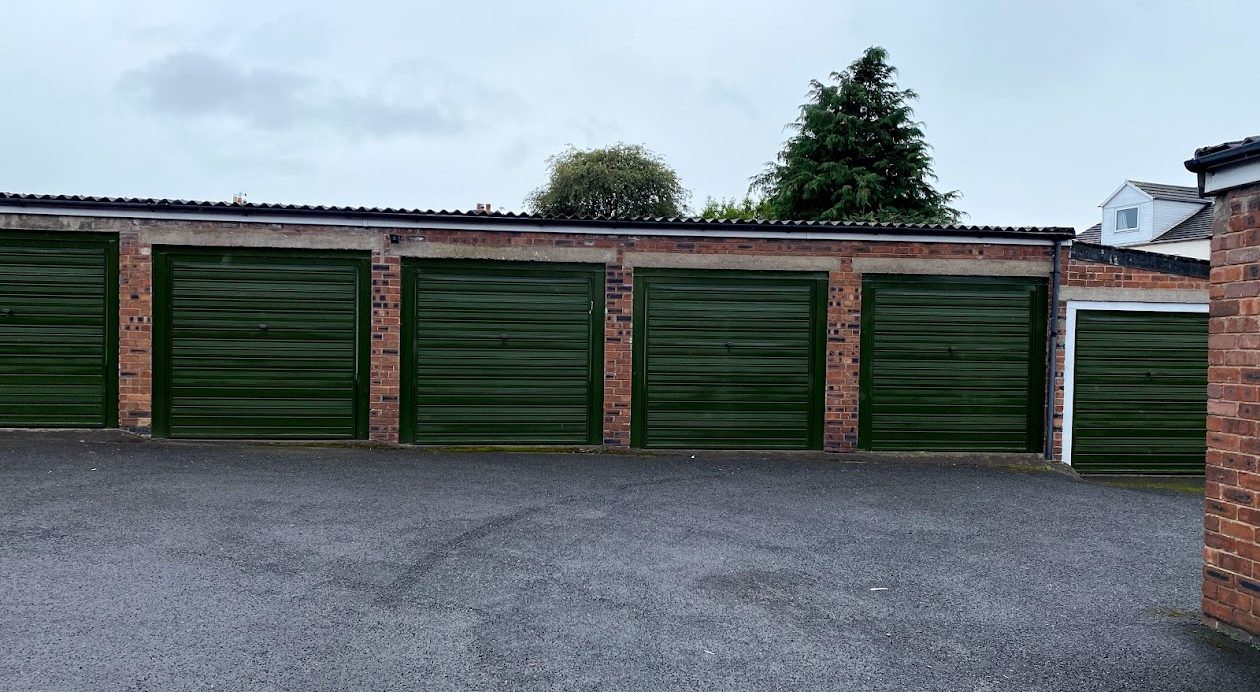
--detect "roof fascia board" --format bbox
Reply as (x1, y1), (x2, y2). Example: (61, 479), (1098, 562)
(1201, 158), (1260, 195)
(1099, 181), (1150, 208)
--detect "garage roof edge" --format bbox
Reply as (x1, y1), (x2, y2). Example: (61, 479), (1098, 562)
(0, 192), (1075, 241)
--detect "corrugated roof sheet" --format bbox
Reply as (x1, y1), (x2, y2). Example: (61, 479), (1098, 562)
(1128, 181), (1206, 204)
(0, 191), (1074, 237)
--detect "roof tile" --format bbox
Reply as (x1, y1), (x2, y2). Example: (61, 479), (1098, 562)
(1077, 223), (1102, 243)
(1152, 205), (1213, 243)
(1128, 181), (1206, 204)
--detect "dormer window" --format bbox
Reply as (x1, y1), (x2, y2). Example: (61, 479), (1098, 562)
(1115, 207), (1139, 231)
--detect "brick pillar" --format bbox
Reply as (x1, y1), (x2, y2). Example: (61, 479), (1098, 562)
(602, 252), (632, 447)
(824, 262), (860, 452)
(117, 231), (152, 434)
(368, 252), (401, 443)
(1204, 186), (1260, 641)
(1051, 251), (1069, 462)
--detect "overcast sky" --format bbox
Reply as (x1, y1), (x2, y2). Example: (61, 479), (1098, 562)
(1, 1), (1254, 230)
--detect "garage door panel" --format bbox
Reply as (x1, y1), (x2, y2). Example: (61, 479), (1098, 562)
(0, 233), (117, 428)
(634, 271), (825, 450)
(406, 261), (603, 445)
(861, 276), (1047, 452)
(156, 250), (367, 439)
(1070, 310), (1206, 474)
(640, 387), (819, 414)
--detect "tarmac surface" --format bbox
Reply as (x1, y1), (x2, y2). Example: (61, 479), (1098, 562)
(1, 432), (1257, 691)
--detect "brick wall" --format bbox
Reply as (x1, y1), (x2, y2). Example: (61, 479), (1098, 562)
(369, 253), (402, 443)
(1049, 255), (1209, 461)
(1204, 187), (1260, 641)
(5, 212), (1070, 452)
(825, 261), (862, 451)
(404, 230), (1054, 451)
(602, 251), (633, 447)
(117, 231), (152, 433)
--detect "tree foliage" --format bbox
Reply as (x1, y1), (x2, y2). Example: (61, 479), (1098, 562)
(527, 144), (689, 218)
(699, 196), (775, 221)
(753, 46), (961, 224)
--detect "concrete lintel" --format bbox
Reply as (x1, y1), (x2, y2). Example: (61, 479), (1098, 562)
(624, 252), (840, 271)
(0, 213), (132, 233)
(851, 257), (1052, 277)
(394, 241), (615, 264)
(1058, 286), (1208, 304)
(139, 227), (381, 251)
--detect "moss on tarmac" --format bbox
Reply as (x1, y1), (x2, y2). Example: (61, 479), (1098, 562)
(1084, 475), (1205, 495)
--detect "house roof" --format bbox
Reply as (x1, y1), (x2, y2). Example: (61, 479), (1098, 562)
(1127, 181), (1206, 204)
(1075, 204), (1212, 247)
(1152, 204), (1212, 243)
(0, 191), (1076, 239)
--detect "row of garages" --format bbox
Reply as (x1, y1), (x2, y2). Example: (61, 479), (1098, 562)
(0, 226), (1207, 473)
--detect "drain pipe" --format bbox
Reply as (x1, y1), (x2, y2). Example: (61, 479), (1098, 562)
(1043, 240), (1062, 460)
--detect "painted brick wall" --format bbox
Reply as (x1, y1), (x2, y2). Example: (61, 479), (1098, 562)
(1049, 256), (1209, 461)
(1204, 187), (1260, 641)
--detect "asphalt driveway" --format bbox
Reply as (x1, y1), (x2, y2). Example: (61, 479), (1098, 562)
(1, 433), (1256, 691)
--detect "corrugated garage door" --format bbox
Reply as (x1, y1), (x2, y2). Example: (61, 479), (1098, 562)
(153, 249), (368, 439)
(0, 231), (117, 427)
(403, 261), (604, 444)
(860, 275), (1047, 451)
(1070, 310), (1207, 474)
(633, 269), (826, 449)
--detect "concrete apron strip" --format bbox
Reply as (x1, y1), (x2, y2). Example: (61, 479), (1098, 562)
(1059, 286), (1208, 303)
(624, 252), (840, 271)
(850, 257), (1053, 277)
(394, 240), (616, 264)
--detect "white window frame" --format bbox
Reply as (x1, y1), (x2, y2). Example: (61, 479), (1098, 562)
(1060, 300), (1207, 467)
(1113, 205), (1140, 233)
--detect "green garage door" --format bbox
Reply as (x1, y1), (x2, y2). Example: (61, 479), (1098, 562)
(403, 261), (604, 445)
(633, 270), (826, 449)
(154, 249), (368, 439)
(0, 231), (117, 427)
(860, 275), (1047, 451)
(1070, 310), (1207, 474)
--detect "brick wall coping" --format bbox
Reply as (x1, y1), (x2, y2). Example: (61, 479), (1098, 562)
(1070, 241), (1210, 279)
